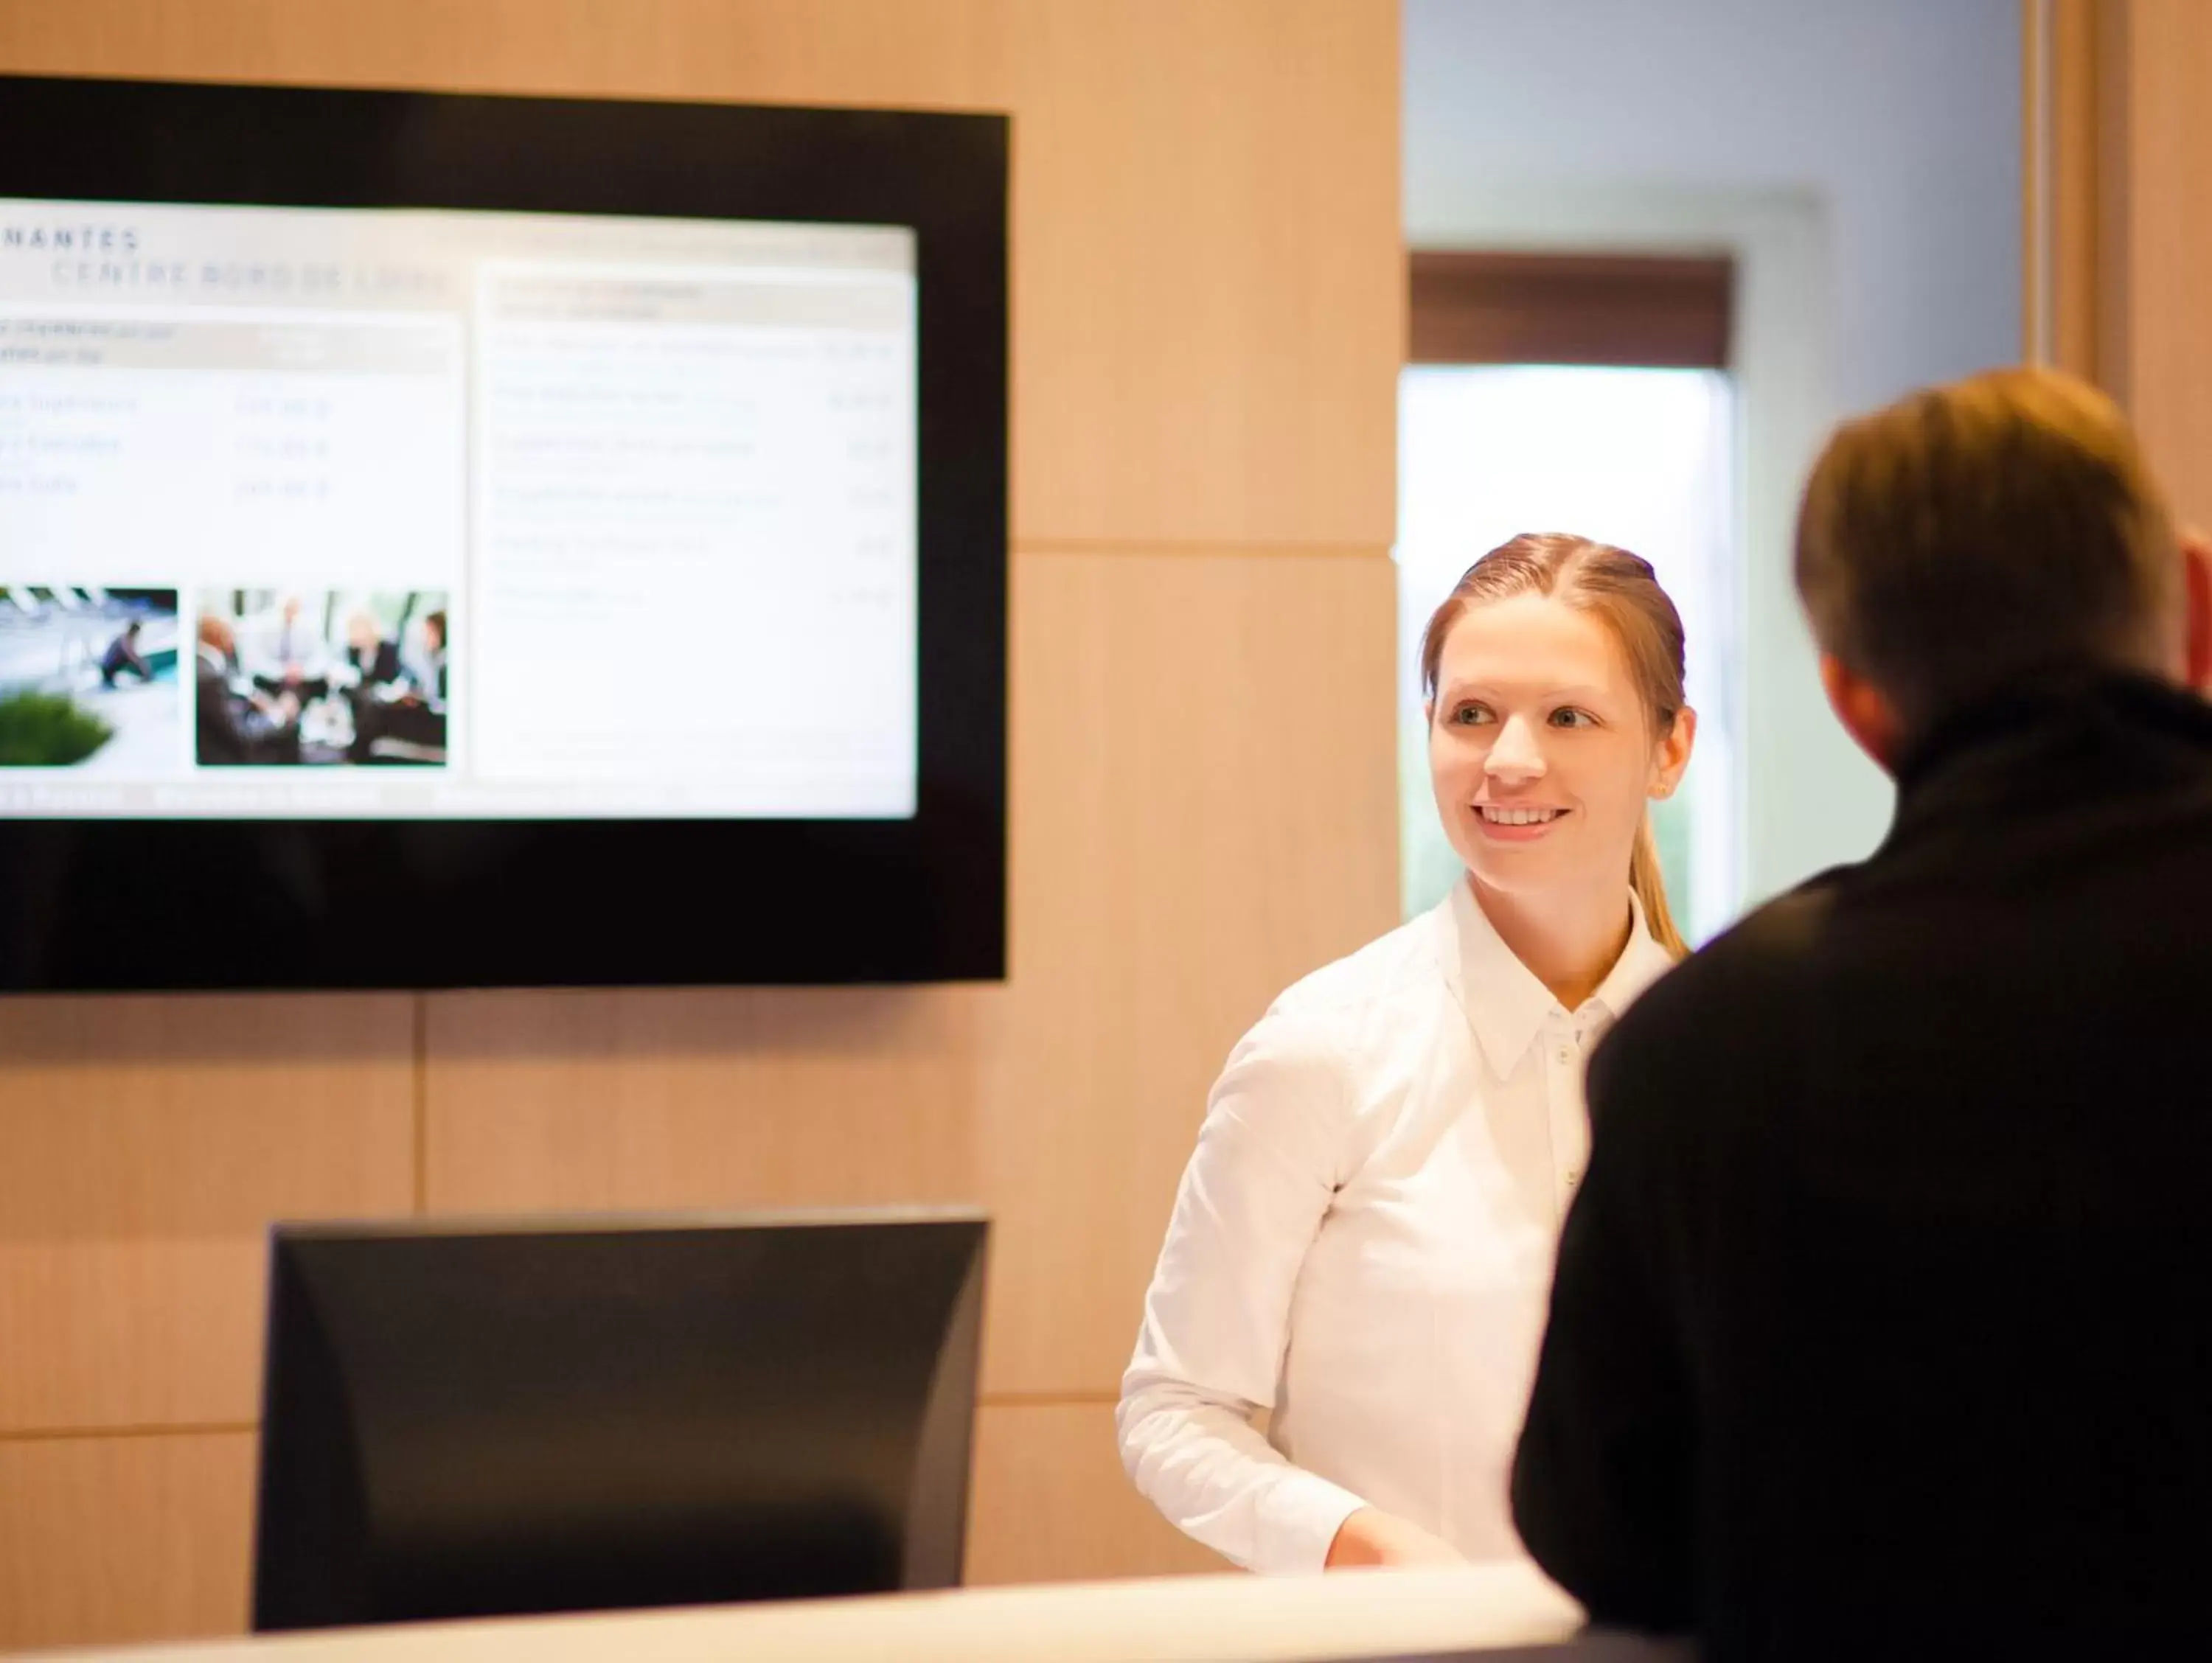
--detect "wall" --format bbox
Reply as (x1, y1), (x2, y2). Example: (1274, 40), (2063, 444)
(0, 1), (1404, 1648)
(2075, 0), (2212, 529)
(1402, 0), (2023, 902)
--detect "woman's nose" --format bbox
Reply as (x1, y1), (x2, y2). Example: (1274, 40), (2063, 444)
(1484, 714), (1548, 782)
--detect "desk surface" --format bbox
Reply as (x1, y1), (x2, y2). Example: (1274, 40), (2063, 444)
(27, 1563), (1691, 1663)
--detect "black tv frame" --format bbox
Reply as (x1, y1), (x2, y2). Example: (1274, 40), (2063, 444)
(0, 74), (1007, 991)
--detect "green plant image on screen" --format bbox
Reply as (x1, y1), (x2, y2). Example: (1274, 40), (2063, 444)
(0, 688), (114, 767)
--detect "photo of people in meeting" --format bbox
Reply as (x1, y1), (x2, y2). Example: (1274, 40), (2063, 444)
(194, 588), (451, 768)
(0, 587), (182, 770)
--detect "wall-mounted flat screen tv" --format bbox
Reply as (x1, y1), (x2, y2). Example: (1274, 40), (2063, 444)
(0, 74), (1006, 991)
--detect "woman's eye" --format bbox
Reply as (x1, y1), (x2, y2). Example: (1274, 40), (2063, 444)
(1549, 707), (1597, 728)
(1452, 702), (1495, 726)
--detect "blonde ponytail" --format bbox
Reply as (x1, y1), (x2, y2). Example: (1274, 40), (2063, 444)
(1630, 812), (1688, 959)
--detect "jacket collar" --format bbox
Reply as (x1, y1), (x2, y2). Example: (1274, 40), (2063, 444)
(1894, 671), (2212, 797)
(1439, 878), (1676, 1078)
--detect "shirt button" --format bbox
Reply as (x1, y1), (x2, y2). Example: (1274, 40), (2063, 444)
(1557, 1047), (1572, 1065)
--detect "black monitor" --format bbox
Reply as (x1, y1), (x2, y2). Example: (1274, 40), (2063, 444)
(0, 74), (1007, 993)
(251, 1208), (988, 1631)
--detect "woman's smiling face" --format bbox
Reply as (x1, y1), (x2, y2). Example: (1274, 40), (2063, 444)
(1428, 590), (1688, 901)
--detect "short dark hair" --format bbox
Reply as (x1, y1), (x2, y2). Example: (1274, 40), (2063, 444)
(423, 610), (448, 645)
(1794, 367), (2177, 731)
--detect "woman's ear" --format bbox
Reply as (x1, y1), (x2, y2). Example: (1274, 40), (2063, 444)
(1649, 706), (1697, 800)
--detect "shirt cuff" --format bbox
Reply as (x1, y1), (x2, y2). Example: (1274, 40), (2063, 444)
(1252, 1468), (1371, 1575)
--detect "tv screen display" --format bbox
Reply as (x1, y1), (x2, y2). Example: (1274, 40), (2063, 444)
(0, 77), (1006, 991)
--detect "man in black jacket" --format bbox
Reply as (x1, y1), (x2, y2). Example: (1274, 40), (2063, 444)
(1512, 367), (2212, 1662)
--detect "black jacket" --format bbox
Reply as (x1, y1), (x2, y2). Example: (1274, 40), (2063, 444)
(1513, 674), (2212, 1662)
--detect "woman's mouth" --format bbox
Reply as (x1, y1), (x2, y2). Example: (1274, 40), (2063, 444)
(1474, 804), (1568, 841)
(1477, 805), (1566, 826)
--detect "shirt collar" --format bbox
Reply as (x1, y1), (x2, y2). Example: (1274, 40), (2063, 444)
(1441, 879), (1677, 1078)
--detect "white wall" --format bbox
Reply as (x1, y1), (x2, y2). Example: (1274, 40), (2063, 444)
(1404, 0), (2023, 902)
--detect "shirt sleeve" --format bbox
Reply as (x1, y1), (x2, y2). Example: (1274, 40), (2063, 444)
(1509, 999), (1699, 1633)
(1116, 1007), (1371, 1574)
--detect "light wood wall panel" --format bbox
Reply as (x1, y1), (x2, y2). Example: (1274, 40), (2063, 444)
(0, 0), (1400, 551)
(2107, 0), (2212, 530)
(0, 997), (415, 1432)
(972, 548), (1399, 1392)
(0, 1432), (254, 1652)
(2038, 0), (2212, 526)
(2033, 0), (2112, 382)
(422, 988), (985, 1217)
(966, 1400), (1226, 1585)
(0, 0), (1401, 1641)
(425, 548), (1401, 1398)
(990, 3), (1400, 549)
(0, 1404), (1216, 1650)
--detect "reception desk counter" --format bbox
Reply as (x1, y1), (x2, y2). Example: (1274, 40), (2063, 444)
(27, 1563), (1691, 1663)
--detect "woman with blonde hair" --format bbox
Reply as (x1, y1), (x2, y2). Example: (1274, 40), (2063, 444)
(1119, 532), (1697, 1572)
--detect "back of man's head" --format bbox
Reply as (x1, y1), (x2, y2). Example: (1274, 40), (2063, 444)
(1795, 366), (2177, 736)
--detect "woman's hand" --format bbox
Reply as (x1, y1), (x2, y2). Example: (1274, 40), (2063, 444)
(1323, 1507), (1467, 1569)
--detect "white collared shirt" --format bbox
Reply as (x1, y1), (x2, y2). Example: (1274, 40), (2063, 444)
(1117, 880), (1676, 1575)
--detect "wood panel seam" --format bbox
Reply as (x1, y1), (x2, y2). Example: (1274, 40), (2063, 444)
(412, 993), (428, 1215)
(976, 1391), (1119, 1408)
(0, 1422), (257, 1444)
(0, 1397), (1114, 1442)
(1016, 539), (1392, 561)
